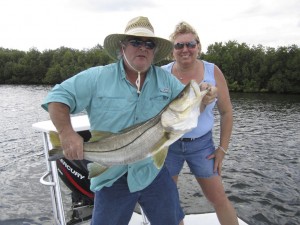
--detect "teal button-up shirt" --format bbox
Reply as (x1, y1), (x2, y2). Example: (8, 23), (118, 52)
(42, 59), (184, 193)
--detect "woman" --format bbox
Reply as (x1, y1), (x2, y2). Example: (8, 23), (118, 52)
(162, 21), (239, 225)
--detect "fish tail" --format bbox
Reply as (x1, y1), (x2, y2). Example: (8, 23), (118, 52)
(48, 149), (64, 161)
(49, 131), (61, 148)
(48, 131), (64, 161)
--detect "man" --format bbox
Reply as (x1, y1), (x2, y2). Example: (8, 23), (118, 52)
(42, 16), (185, 225)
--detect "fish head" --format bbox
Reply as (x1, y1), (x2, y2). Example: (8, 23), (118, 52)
(161, 80), (208, 133)
(168, 80), (202, 111)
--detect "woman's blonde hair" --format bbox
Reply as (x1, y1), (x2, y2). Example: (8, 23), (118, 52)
(169, 21), (202, 55)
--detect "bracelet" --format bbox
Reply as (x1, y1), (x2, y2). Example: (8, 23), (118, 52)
(218, 145), (228, 154)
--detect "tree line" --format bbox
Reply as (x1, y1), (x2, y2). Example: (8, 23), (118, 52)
(0, 41), (299, 94)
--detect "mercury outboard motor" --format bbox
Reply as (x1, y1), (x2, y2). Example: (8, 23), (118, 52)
(56, 130), (94, 225)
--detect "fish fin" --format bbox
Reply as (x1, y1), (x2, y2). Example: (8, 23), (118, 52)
(49, 131), (61, 148)
(153, 147), (168, 169)
(87, 162), (108, 179)
(148, 134), (169, 169)
(151, 132), (170, 152)
(48, 149), (64, 161)
(89, 130), (115, 142)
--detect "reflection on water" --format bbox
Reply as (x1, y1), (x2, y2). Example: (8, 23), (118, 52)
(0, 85), (299, 225)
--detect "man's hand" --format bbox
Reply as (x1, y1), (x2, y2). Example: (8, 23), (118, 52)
(48, 102), (84, 160)
(58, 130), (84, 160)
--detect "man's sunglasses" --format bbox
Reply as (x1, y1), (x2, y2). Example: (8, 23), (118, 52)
(128, 39), (156, 50)
(174, 40), (199, 50)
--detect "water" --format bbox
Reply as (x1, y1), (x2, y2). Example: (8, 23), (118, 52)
(0, 85), (299, 225)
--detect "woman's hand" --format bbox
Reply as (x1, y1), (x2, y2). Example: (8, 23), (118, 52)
(207, 148), (226, 175)
(199, 83), (218, 111)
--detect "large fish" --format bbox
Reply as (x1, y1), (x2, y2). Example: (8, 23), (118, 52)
(48, 80), (209, 178)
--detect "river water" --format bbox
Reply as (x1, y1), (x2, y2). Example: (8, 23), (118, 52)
(0, 85), (299, 225)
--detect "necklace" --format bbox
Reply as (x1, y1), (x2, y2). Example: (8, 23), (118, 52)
(175, 64), (184, 80)
(175, 61), (202, 82)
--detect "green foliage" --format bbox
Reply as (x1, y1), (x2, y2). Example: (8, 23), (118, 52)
(202, 42), (300, 94)
(0, 43), (299, 94)
(0, 45), (109, 85)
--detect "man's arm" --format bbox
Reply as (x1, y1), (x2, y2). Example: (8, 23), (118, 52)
(48, 102), (84, 160)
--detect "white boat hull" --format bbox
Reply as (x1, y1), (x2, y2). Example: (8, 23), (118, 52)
(129, 212), (248, 225)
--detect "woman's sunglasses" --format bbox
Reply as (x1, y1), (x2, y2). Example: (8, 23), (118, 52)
(128, 39), (156, 50)
(174, 40), (199, 50)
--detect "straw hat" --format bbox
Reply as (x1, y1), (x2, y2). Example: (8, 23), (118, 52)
(104, 16), (173, 64)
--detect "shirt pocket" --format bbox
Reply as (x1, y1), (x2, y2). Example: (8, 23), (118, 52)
(143, 93), (171, 117)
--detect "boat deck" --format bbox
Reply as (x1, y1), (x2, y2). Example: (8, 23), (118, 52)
(129, 212), (248, 225)
(32, 115), (248, 225)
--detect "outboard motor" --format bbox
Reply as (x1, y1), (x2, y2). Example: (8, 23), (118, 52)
(56, 130), (94, 225)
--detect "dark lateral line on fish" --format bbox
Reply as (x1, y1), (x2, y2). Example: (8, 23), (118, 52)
(85, 112), (164, 153)
(91, 86), (209, 153)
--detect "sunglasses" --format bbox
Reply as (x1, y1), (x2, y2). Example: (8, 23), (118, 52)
(128, 39), (156, 50)
(174, 41), (198, 50)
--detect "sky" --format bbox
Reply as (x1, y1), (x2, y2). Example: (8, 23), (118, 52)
(0, 0), (299, 53)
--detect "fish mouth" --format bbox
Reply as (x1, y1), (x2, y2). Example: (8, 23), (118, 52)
(190, 80), (202, 98)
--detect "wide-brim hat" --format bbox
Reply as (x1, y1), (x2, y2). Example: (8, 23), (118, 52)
(104, 16), (173, 64)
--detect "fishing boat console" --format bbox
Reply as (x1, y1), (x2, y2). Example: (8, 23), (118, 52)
(32, 115), (248, 225)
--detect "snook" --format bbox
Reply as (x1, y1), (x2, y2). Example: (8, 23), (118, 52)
(48, 80), (209, 178)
